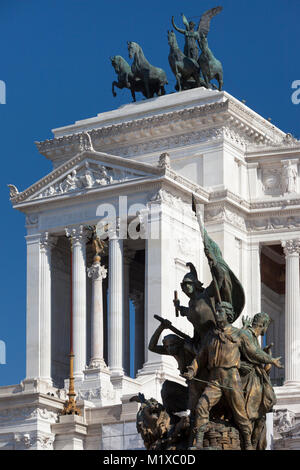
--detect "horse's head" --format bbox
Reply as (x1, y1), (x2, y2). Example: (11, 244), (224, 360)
(127, 41), (139, 59)
(167, 30), (176, 47)
(199, 33), (208, 49)
(110, 55), (125, 72)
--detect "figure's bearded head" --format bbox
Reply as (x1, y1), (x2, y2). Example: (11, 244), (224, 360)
(252, 312), (271, 336)
(216, 302), (235, 328)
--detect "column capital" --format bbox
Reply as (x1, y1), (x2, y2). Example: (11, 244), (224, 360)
(40, 232), (57, 252)
(282, 239), (300, 256)
(65, 225), (87, 245)
(87, 262), (107, 281)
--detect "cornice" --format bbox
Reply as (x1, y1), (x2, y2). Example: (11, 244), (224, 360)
(36, 96), (286, 165)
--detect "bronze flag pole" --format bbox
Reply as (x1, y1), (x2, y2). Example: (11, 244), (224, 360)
(62, 237), (81, 416)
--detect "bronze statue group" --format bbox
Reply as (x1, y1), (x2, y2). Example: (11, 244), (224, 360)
(131, 201), (283, 451)
(111, 7), (224, 102)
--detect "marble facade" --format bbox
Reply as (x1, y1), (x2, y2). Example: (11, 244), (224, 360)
(2, 88), (300, 450)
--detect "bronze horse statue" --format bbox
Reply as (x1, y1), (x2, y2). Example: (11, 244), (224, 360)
(198, 33), (223, 91)
(127, 41), (168, 99)
(110, 55), (147, 102)
(167, 30), (205, 92)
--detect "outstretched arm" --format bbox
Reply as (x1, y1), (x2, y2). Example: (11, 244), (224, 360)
(240, 333), (283, 369)
(172, 16), (185, 35)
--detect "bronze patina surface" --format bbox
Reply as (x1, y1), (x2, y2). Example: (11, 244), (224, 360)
(134, 194), (283, 451)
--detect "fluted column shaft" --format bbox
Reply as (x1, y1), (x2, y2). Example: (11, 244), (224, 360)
(282, 239), (300, 385)
(108, 224), (124, 376)
(40, 232), (54, 383)
(87, 261), (107, 368)
(66, 226), (87, 378)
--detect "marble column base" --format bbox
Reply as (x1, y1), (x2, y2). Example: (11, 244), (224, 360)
(79, 367), (116, 405)
(52, 415), (87, 450)
(21, 377), (54, 395)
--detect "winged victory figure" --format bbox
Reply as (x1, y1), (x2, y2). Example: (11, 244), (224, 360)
(171, 6), (223, 61)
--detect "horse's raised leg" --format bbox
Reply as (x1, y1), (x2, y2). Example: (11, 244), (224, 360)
(112, 81), (124, 97)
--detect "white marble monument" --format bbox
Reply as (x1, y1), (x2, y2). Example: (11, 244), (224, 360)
(2, 88), (300, 450)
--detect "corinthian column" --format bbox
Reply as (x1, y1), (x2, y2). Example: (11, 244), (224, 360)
(40, 232), (56, 384)
(65, 226), (87, 379)
(282, 239), (300, 386)
(108, 220), (124, 377)
(87, 259), (107, 369)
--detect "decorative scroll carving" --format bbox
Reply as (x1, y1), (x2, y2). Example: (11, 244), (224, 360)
(7, 184), (19, 199)
(25, 214), (39, 226)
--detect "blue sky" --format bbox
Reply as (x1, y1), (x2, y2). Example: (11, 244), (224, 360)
(0, 0), (299, 385)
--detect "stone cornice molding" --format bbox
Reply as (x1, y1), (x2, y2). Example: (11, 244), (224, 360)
(36, 96), (286, 165)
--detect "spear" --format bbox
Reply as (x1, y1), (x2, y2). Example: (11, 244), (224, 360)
(192, 194), (222, 306)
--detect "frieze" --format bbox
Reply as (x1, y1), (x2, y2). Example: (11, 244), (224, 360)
(78, 387), (116, 401)
(247, 216), (300, 232)
(14, 431), (55, 450)
(204, 205), (246, 231)
(0, 406), (58, 423)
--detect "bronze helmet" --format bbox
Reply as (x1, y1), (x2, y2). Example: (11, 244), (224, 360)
(181, 262), (204, 291)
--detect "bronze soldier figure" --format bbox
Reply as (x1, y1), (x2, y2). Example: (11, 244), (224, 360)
(184, 302), (283, 450)
(148, 317), (195, 419)
(240, 312), (277, 449)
